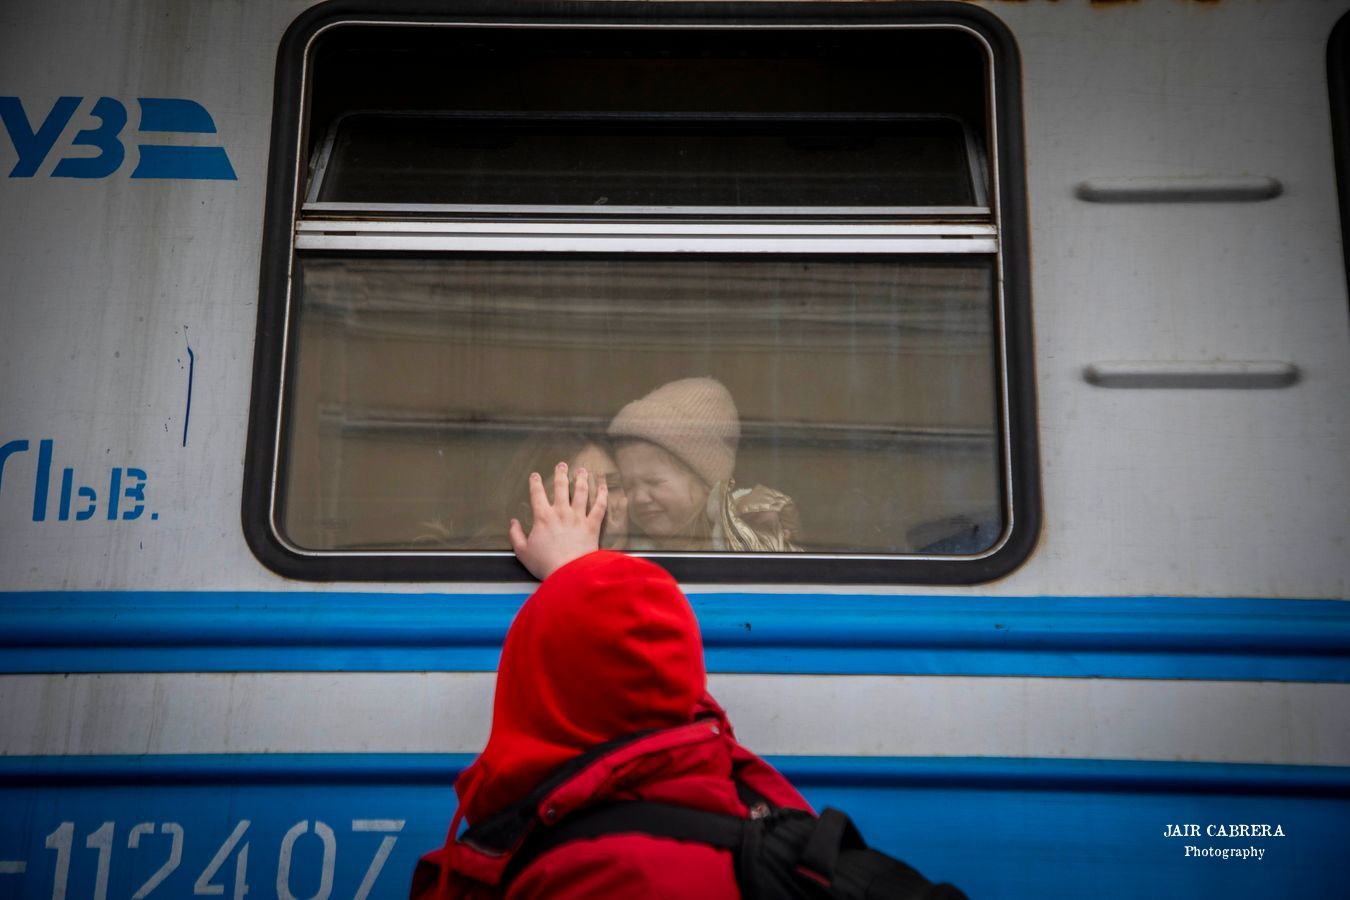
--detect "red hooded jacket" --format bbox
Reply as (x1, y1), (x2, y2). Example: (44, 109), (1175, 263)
(412, 550), (811, 899)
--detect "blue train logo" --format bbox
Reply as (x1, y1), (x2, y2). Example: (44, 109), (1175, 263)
(0, 96), (236, 180)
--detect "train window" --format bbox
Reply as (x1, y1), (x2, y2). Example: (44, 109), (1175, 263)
(245, 5), (1038, 583)
(309, 114), (985, 208)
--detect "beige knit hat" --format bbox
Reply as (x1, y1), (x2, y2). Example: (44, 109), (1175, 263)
(608, 377), (740, 487)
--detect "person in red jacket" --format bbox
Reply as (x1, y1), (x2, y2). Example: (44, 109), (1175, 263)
(412, 462), (811, 899)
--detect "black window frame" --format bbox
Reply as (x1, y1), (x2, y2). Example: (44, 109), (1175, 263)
(243, 0), (1040, 584)
(1328, 11), (1350, 318)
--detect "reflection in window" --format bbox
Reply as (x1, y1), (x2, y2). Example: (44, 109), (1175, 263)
(281, 256), (1001, 554)
(315, 115), (981, 208)
(255, 17), (1031, 578)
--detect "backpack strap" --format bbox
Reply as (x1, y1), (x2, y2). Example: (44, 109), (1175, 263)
(500, 800), (968, 900)
(800, 807), (863, 881)
(456, 728), (667, 856)
(500, 801), (746, 889)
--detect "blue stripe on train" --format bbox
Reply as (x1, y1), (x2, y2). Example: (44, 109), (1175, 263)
(0, 754), (1345, 899)
(2, 591), (1348, 680)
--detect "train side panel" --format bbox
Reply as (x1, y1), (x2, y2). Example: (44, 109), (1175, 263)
(2, 2), (1348, 899)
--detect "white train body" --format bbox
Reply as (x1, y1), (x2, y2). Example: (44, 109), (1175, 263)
(1, 1), (1348, 898)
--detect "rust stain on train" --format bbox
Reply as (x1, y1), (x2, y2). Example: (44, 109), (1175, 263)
(941, 0), (1225, 6)
(1084, 0), (1224, 6)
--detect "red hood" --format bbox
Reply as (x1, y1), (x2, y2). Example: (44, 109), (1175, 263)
(456, 551), (707, 824)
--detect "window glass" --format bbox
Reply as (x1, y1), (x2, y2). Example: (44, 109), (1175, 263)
(315, 115), (979, 207)
(281, 255), (1001, 554)
(250, 13), (1036, 580)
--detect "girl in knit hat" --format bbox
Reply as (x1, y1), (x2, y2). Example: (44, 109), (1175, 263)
(608, 377), (801, 552)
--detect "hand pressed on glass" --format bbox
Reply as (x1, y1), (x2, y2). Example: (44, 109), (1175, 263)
(508, 461), (609, 580)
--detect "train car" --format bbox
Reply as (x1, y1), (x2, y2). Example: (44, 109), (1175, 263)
(2, 1), (1348, 897)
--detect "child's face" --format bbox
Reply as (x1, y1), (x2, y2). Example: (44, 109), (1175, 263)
(616, 442), (709, 538)
(572, 442), (628, 537)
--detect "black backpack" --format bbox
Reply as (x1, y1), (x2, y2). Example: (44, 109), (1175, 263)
(502, 790), (968, 900)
